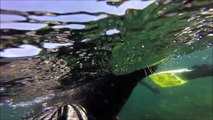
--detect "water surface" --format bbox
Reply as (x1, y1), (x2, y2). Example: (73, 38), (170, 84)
(0, 0), (212, 120)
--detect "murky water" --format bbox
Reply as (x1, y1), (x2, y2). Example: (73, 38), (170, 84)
(0, 0), (212, 120)
(120, 48), (213, 120)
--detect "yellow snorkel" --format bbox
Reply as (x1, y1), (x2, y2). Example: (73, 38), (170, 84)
(149, 68), (192, 87)
(149, 63), (213, 88)
(148, 47), (213, 88)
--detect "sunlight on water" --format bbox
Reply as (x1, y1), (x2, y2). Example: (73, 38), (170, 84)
(0, 0), (212, 120)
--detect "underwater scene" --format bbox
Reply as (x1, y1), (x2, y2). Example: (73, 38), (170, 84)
(0, 0), (212, 120)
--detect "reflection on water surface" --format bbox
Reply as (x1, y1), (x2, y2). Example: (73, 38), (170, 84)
(0, 0), (212, 120)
